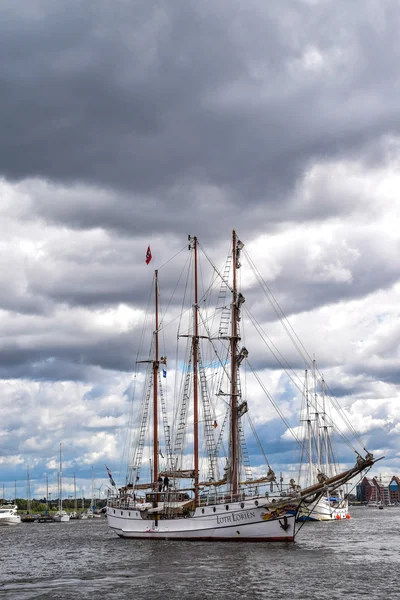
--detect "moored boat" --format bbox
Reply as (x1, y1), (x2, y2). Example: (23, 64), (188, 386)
(0, 503), (21, 526)
(52, 443), (70, 523)
(52, 510), (70, 522)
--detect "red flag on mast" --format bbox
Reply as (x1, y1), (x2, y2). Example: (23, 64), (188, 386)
(145, 245), (152, 265)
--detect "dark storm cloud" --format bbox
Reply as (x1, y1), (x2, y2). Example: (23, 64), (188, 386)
(1, 0), (400, 482)
(0, 329), (140, 381)
(2, 0), (400, 238)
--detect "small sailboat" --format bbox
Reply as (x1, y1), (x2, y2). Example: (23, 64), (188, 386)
(69, 473), (81, 519)
(53, 443), (70, 522)
(106, 232), (379, 541)
(21, 465), (36, 523)
(76, 489), (88, 519)
(85, 469), (101, 518)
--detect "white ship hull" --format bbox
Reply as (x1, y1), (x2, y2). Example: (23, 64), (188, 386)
(297, 496), (349, 521)
(107, 499), (298, 541)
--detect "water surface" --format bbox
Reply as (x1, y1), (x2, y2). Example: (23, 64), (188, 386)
(0, 507), (397, 599)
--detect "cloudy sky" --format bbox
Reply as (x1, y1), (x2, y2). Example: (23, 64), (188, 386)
(1, 0), (399, 502)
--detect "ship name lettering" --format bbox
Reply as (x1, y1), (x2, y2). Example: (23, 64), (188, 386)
(216, 514), (233, 524)
(232, 510), (256, 522)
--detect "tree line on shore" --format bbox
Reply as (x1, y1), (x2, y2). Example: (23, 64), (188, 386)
(1, 497), (107, 513)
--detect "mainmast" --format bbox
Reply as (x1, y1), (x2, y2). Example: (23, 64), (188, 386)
(192, 237), (199, 504)
(230, 230), (239, 495)
(153, 270), (159, 486)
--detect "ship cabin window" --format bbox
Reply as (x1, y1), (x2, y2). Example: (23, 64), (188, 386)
(241, 502), (244, 508)
(202, 508), (205, 514)
(225, 505), (229, 510)
(213, 507), (216, 512)
(128, 512), (131, 516)
(147, 493), (163, 502)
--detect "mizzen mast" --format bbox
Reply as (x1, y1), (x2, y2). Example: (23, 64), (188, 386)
(192, 236), (199, 504)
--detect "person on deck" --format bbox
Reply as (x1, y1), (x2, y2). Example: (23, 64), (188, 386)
(163, 476), (169, 491)
(158, 476), (163, 492)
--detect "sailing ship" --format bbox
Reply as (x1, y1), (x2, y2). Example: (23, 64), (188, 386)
(296, 366), (349, 521)
(106, 232), (378, 541)
(53, 443), (70, 522)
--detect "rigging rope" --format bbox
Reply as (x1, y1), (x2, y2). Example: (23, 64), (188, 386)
(242, 248), (368, 453)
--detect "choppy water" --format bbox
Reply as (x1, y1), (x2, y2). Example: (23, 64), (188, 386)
(0, 507), (398, 599)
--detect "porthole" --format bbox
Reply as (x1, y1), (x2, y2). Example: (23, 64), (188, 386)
(241, 502), (244, 509)
(113, 510), (115, 514)
(121, 511), (123, 515)
(213, 507), (216, 512)
(129, 512), (131, 516)
(226, 505), (229, 510)
(202, 508), (205, 514)
(255, 500), (259, 507)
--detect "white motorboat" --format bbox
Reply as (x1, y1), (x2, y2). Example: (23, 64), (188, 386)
(0, 503), (21, 526)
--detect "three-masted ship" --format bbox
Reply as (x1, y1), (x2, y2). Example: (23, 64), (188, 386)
(107, 232), (377, 541)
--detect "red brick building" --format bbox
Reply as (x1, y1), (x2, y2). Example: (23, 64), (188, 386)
(357, 475), (396, 505)
(389, 476), (400, 504)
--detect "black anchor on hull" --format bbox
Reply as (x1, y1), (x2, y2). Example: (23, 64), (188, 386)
(279, 515), (290, 531)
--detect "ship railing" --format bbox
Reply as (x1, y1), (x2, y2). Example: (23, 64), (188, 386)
(107, 496), (144, 510)
(198, 482), (299, 506)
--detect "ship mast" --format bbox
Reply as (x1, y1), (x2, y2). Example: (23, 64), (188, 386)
(230, 230), (239, 496)
(192, 237), (199, 504)
(153, 270), (159, 486)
